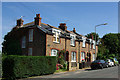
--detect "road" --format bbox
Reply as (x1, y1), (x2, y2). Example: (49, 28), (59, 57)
(20, 66), (119, 80)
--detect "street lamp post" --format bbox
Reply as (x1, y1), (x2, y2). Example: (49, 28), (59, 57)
(95, 23), (107, 60)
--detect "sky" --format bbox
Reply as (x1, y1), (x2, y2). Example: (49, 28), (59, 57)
(1, 2), (118, 52)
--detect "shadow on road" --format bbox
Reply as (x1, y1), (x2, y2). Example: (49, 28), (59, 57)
(84, 69), (98, 71)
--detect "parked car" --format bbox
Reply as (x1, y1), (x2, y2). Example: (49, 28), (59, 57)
(90, 60), (108, 69)
(111, 58), (119, 66)
(106, 59), (114, 67)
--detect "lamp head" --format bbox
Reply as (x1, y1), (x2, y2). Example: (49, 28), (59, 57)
(103, 23), (107, 25)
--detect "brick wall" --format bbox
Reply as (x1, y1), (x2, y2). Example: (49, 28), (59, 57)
(21, 27), (46, 56)
(46, 34), (65, 56)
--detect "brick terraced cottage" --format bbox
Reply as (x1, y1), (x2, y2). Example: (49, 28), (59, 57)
(11, 14), (98, 70)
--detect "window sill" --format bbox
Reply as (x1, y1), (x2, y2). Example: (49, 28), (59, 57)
(53, 41), (60, 44)
(82, 47), (86, 48)
(70, 44), (75, 47)
(51, 55), (56, 56)
(71, 61), (76, 62)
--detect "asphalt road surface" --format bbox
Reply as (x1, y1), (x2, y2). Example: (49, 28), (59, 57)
(27, 66), (119, 79)
(41, 66), (118, 78)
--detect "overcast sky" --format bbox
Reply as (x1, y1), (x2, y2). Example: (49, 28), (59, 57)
(1, 2), (118, 52)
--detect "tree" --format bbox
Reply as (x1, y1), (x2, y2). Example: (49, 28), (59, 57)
(85, 32), (99, 42)
(2, 28), (22, 55)
(98, 33), (120, 60)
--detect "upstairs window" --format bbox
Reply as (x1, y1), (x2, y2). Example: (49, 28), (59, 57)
(89, 39), (92, 49)
(71, 52), (76, 62)
(29, 29), (33, 42)
(70, 34), (75, 46)
(22, 36), (26, 48)
(52, 29), (61, 43)
(93, 41), (95, 49)
(51, 49), (58, 56)
(82, 40), (86, 47)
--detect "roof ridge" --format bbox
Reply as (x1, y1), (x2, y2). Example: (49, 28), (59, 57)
(22, 21), (84, 37)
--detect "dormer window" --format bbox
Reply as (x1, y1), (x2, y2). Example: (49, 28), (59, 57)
(70, 34), (76, 46)
(82, 37), (86, 47)
(89, 39), (92, 49)
(93, 40), (95, 49)
(52, 28), (61, 43)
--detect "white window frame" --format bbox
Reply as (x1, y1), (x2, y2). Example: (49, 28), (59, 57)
(22, 36), (26, 48)
(81, 52), (85, 61)
(28, 48), (32, 56)
(71, 52), (76, 62)
(82, 37), (86, 47)
(92, 53), (96, 61)
(29, 29), (33, 42)
(51, 49), (58, 56)
(93, 40), (95, 49)
(89, 39), (92, 49)
(70, 34), (76, 46)
(52, 28), (61, 43)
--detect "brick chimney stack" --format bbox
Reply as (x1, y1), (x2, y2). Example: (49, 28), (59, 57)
(59, 23), (67, 31)
(34, 14), (42, 26)
(73, 28), (76, 33)
(16, 18), (24, 27)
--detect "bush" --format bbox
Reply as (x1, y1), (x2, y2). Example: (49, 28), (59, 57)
(63, 63), (67, 69)
(2, 55), (56, 79)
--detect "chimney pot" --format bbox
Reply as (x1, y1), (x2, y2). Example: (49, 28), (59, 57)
(36, 14), (40, 18)
(60, 23), (66, 26)
(16, 18), (24, 27)
(34, 14), (42, 26)
(73, 28), (76, 32)
(59, 23), (67, 31)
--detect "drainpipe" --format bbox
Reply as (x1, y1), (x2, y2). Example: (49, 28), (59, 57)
(78, 41), (80, 64)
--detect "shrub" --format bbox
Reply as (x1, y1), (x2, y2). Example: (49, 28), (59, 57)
(2, 55), (56, 79)
(63, 63), (67, 69)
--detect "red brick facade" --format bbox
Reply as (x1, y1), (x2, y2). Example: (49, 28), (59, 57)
(14, 14), (98, 70)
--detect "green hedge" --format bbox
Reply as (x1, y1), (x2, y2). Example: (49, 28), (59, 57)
(2, 55), (56, 79)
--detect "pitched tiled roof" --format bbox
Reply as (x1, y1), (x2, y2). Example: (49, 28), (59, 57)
(22, 21), (87, 40)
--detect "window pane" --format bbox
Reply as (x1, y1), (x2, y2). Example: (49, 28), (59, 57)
(71, 52), (76, 62)
(29, 29), (33, 42)
(81, 52), (85, 61)
(51, 49), (58, 56)
(22, 36), (26, 48)
(53, 30), (60, 43)
(74, 52), (76, 61)
(28, 48), (32, 56)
